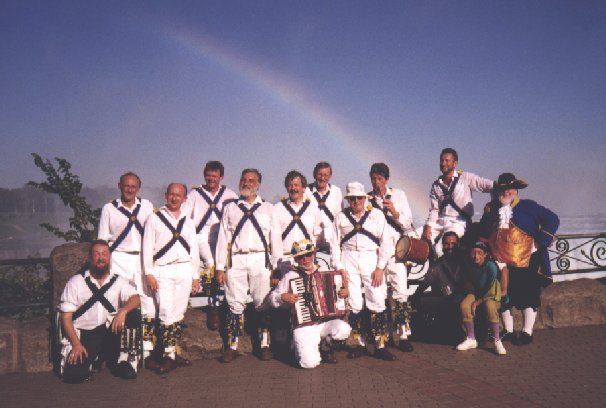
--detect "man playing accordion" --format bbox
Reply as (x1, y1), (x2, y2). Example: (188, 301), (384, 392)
(268, 240), (351, 368)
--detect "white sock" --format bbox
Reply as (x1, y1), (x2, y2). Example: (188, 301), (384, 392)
(230, 338), (238, 350)
(260, 331), (270, 348)
(522, 308), (537, 335)
(501, 310), (514, 333)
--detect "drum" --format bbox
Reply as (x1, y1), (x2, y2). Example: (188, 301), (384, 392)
(395, 236), (429, 264)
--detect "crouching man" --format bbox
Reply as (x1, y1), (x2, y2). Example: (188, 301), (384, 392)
(268, 240), (351, 368)
(59, 239), (141, 383)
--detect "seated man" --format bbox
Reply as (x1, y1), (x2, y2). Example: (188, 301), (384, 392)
(409, 232), (465, 343)
(268, 240), (351, 368)
(59, 239), (141, 383)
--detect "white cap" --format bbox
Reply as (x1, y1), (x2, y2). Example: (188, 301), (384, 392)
(344, 181), (367, 198)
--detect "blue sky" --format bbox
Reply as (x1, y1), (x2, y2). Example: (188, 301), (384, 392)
(1, 0), (605, 219)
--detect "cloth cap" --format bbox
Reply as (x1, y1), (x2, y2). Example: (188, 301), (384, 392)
(344, 182), (367, 198)
(496, 173), (528, 190)
(291, 239), (316, 257)
(472, 241), (490, 253)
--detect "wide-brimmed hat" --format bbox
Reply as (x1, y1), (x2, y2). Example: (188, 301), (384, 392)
(291, 239), (316, 257)
(496, 173), (528, 190)
(344, 181), (367, 198)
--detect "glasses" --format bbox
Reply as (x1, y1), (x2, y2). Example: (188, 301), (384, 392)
(348, 196), (365, 201)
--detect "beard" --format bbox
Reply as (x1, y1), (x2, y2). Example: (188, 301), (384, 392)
(90, 262), (110, 277)
(239, 185), (259, 198)
(499, 196), (513, 206)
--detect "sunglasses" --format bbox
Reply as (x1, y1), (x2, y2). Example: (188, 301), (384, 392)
(347, 196), (365, 201)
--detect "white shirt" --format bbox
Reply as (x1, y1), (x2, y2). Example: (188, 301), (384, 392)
(142, 206), (200, 279)
(215, 196), (282, 271)
(274, 198), (323, 256)
(268, 269), (310, 309)
(368, 186), (414, 245)
(331, 207), (393, 270)
(304, 183), (343, 227)
(59, 270), (137, 331)
(426, 170), (494, 227)
(98, 197), (154, 252)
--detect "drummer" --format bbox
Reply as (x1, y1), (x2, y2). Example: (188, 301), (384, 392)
(367, 163), (416, 352)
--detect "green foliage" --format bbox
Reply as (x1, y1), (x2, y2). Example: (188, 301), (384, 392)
(28, 153), (101, 242)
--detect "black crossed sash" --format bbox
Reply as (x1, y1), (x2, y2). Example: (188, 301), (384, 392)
(109, 200), (144, 252)
(194, 186), (226, 233)
(73, 275), (118, 321)
(436, 175), (472, 224)
(230, 202), (270, 268)
(280, 199), (311, 241)
(312, 186), (335, 222)
(368, 192), (404, 235)
(340, 208), (380, 247)
(153, 211), (190, 262)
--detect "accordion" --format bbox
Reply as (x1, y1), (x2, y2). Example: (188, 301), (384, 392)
(289, 270), (347, 328)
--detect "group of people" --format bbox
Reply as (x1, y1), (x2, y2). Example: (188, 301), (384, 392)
(58, 147), (559, 383)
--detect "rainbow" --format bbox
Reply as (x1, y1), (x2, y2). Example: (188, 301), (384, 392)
(159, 24), (430, 221)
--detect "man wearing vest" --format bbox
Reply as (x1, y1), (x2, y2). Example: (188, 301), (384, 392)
(367, 163), (416, 352)
(423, 148), (494, 258)
(186, 161), (237, 329)
(331, 181), (396, 361)
(216, 168), (282, 363)
(304, 161), (343, 252)
(143, 183), (200, 374)
(59, 240), (141, 383)
(480, 173), (559, 346)
(275, 170), (323, 279)
(98, 171), (155, 368)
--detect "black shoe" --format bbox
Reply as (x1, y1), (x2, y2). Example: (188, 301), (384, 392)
(397, 339), (414, 352)
(347, 346), (365, 359)
(259, 347), (273, 361)
(500, 331), (516, 343)
(517, 331), (533, 346)
(374, 347), (396, 361)
(113, 361), (137, 380)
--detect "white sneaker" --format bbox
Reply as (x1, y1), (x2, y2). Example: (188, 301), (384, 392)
(456, 337), (478, 351)
(494, 339), (507, 355)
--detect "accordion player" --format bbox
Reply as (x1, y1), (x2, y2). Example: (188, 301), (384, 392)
(268, 239), (351, 368)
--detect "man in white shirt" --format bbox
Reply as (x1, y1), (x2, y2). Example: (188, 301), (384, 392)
(274, 170), (323, 279)
(59, 240), (140, 383)
(268, 240), (351, 368)
(367, 163), (415, 352)
(97, 172), (156, 367)
(186, 161), (238, 329)
(215, 169), (282, 363)
(304, 161), (343, 252)
(331, 182), (396, 361)
(422, 148), (494, 258)
(143, 183), (200, 374)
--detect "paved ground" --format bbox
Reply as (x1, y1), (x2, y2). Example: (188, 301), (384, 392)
(3, 324), (605, 408)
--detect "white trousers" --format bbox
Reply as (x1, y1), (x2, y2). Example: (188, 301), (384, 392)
(344, 250), (387, 314)
(427, 218), (466, 258)
(293, 319), (351, 369)
(111, 251), (156, 319)
(154, 262), (192, 325)
(385, 257), (410, 301)
(225, 252), (270, 315)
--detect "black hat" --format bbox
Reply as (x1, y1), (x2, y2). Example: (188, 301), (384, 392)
(496, 173), (528, 191)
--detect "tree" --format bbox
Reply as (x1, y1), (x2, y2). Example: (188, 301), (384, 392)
(28, 153), (100, 242)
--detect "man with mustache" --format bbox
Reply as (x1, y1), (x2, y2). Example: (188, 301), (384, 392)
(215, 168), (281, 363)
(480, 173), (559, 345)
(59, 240), (140, 383)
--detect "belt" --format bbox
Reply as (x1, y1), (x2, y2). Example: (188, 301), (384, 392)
(232, 250), (266, 255)
(117, 251), (140, 255)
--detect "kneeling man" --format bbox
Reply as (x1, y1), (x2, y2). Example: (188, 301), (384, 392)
(59, 239), (141, 383)
(269, 240), (351, 368)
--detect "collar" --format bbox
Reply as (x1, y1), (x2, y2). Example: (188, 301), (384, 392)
(510, 196), (521, 208)
(439, 170), (460, 184)
(372, 186), (392, 198)
(159, 205), (186, 220)
(311, 182), (331, 194)
(237, 195), (263, 206)
(116, 197), (141, 209)
(200, 184), (223, 196)
(84, 270), (116, 286)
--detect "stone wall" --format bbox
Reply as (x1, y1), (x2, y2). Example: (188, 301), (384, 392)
(1, 242), (605, 374)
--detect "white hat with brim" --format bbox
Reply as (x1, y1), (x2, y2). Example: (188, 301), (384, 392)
(344, 181), (367, 198)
